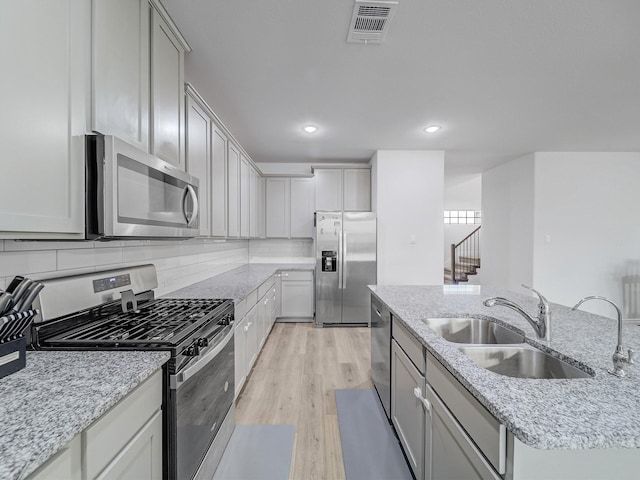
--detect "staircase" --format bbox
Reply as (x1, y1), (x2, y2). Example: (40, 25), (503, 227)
(445, 226), (481, 284)
(444, 256), (481, 284)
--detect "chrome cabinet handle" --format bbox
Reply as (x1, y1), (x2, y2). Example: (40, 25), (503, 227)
(413, 386), (432, 413)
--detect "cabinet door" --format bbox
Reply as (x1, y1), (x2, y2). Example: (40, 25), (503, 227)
(265, 178), (290, 238)
(185, 92), (211, 236)
(151, 7), (185, 168)
(234, 315), (248, 397)
(95, 410), (163, 480)
(227, 143), (240, 238)
(245, 305), (259, 370)
(391, 341), (425, 480)
(240, 156), (250, 238)
(258, 177), (266, 238)
(249, 167), (258, 238)
(280, 274), (314, 318)
(211, 125), (228, 237)
(343, 169), (371, 211)
(290, 178), (315, 238)
(0, 0), (87, 238)
(428, 384), (500, 480)
(92, 0), (149, 152)
(27, 436), (81, 480)
(314, 169), (342, 211)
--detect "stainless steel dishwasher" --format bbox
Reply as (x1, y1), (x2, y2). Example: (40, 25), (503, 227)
(371, 295), (391, 420)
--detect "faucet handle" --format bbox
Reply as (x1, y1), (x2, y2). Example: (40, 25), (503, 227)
(628, 349), (634, 365)
(521, 284), (549, 307)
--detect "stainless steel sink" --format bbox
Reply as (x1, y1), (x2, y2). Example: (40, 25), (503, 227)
(458, 345), (594, 379)
(422, 317), (525, 344)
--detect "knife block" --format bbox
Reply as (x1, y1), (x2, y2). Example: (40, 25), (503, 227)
(0, 309), (36, 380)
(0, 337), (26, 379)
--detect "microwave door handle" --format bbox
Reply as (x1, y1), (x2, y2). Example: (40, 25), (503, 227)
(183, 185), (199, 226)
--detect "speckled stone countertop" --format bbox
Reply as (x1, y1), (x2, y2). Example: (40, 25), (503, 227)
(369, 284), (640, 450)
(167, 263), (315, 301)
(0, 350), (169, 480)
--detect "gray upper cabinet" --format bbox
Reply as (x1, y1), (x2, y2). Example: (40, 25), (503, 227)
(290, 178), (315, 238)
(92, 0), (150, 152)
(0, 0), (89, 238)
(315, 169), (343, 211)
(314, 167), (371, 212)
(265, 177), (314, 239)
(343, 168), (371, 211)
(150, 6), (186, 168)
(265, 178), (290, 238)
(185, 88), (211, 236)
(249, 167), (259, 238)
(211, 124), (228, 237)
(240, 155), (250, 238)
(227, 143), (241, 238)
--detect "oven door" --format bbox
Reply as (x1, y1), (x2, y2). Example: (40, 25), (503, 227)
(171, 327), (235, 480)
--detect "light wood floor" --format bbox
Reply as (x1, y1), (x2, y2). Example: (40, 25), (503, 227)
(236, 322), (373, 480)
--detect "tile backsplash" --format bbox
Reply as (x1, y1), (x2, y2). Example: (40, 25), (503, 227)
(0, 238), (314, 296)
(0, 239), (248, 297)
(248, 238), (314, 263)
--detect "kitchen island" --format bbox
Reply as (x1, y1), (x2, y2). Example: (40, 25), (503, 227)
(0, 350), (169, 480)
(370, 284), (640, 479)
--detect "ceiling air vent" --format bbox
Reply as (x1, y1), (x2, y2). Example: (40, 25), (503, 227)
(347, 0), (398, 44)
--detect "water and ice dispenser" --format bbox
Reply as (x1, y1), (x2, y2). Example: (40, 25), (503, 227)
(322, 251), (337, 272)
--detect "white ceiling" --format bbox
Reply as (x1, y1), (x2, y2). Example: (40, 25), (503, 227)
(161, 0), (640, 176)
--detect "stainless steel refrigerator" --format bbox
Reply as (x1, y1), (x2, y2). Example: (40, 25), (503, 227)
(315, 211), (376, 326)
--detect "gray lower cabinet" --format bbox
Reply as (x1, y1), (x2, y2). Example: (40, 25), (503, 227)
(279, 271), (314, 320)
(27, 370), (163, 480)
(427, 384), (500, 480)
(391, 340), (425, 480)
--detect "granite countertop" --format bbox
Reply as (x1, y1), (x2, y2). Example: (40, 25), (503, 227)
(0, 350), (169, 480)
(167, 262), (315, 302)
(369, 284), (640, 450)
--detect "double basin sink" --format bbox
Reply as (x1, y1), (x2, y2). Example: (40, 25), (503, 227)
(423, 317), (593, 379)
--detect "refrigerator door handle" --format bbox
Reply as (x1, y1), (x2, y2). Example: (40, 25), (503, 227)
(342, 231), (347, 290)
(338, 228), (343, 290)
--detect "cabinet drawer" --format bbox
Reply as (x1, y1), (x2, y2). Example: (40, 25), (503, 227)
(279, 270), (313, 282)
(245, 289), (258, 308)
(426, 352), (506, 475)
(392, 318), (425, 374)
(258, 278), (276, 299)
(235, 298), (247, 321)
(84, 370), (163, 480)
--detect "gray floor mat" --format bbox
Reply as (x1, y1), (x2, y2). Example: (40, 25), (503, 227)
(213, 424), (295, 480)
(336, 389), (413, 480)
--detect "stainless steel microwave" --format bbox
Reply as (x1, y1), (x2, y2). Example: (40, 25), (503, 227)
(85, 135), (199, 239)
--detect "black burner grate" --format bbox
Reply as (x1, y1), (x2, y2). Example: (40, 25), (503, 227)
(44, 298), (229, 346)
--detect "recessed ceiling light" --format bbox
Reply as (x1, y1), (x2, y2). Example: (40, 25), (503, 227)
(424, 125), (441, 133)
(303, 125), (318, 133)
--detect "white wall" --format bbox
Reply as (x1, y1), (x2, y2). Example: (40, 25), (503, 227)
(372, 150), (444, 285)
(481, 154), (535, 291)
(0, 239), (248, 297)
(532, 152), (640, 317)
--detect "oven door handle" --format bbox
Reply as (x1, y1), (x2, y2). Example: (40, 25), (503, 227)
(171, 327), (233, 389)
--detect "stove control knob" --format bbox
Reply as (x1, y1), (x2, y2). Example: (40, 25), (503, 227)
(197, 337), (209, 348)
(185, 344), (200, 356)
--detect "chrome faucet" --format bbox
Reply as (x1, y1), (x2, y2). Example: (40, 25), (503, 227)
(483, 284), (551, 342)
(572, 296), (634, 377)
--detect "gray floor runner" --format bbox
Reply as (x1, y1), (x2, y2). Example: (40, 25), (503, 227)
(336, 389), (413, 480)
(213, 424), (295, 480)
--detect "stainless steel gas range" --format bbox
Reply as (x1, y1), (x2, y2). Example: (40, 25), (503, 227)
(30, 264), (234, 480)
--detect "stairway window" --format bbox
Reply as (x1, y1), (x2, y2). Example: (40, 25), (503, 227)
(444, 210), (481, 225)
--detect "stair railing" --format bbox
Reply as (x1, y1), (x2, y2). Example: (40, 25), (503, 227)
(450, 225), (481, 284)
